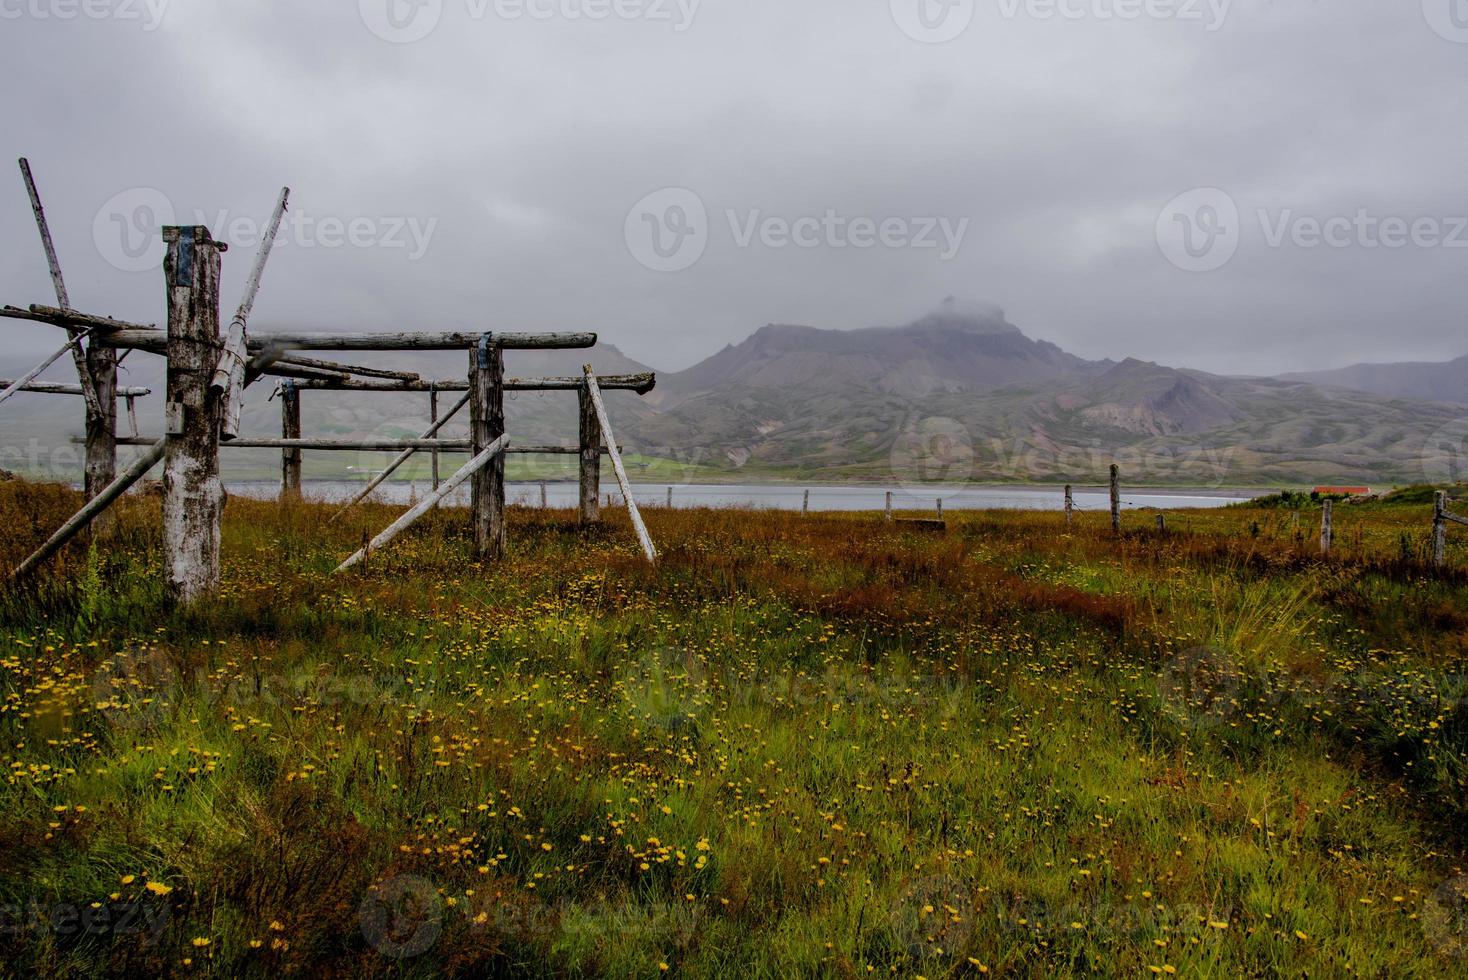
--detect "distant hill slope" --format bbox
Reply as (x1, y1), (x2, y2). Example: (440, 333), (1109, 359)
(654, 300), (1096, 407)
(1280, 355), (1468, 405)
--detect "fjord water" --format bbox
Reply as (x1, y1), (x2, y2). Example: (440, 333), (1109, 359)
(225, 481), (1256, 512)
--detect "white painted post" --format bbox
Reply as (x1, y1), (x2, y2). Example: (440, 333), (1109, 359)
(162, 225), (225, 605)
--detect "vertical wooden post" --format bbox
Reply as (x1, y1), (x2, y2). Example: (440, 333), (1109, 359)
(1156, 514), (1166, 532)
(1433, 491), (1448, 568)
(1064, 484), (1074, 526)
(667, 486), (673, 509)
(162, 225), (224, 605)
(1320, 499), (1333, 557)
(280, 380), (301, 499)
(1109, 464), (1121, 533)
(84, 343), (117, 506)
(936, 497), (943, 520)
(429, 385), (441, 492)
(885, 491), (893, 522)
(540, 481), (548, 509)
(803, 489), (810, 514)
(579, 380), (602, 525)
(470, 336), (506, 558)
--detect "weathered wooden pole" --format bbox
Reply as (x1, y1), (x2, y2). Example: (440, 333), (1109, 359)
(280, 380), (301, 499)
(540, 481), (549, 509)
(803, 489), (810, 514)
(885, 491), (893, 522)
(936, 497), (943, 520)
(327, 391), (471, 521)
(335, 436), (509, 574)
(1320, 499), (1334, 557)
(162, 226), (225, 605)
(429, 385), (441, 492)
(667, 486), (673, 509)
(582, 366), (657, 563)
(578, 379), (602, 525)
(1109, 465), (1121, 533)
(1156, 514), (1166, 532)
(1064, 484), (1073, 525)
(1433, 491), (1448, 568)
(19, 158), (112, 498)
(9, 439), (167, 582)
(470, 335), (506, 559)
(214, 187), (289, 440)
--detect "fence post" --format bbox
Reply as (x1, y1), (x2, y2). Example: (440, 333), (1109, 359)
(1320, 499), (1333, 556)
(885, 491), (893, 522)
(540, 481), (548, 509)
(936, 497), (943, 520)
(280, 380), (301, 499)
(803, 489), (809, 514)
(579, 379), (602, 525)
(667, 486), (673, 509)
(1434, 491), (1448, 568)
(1065, 484), (1073, 526)
(84, 342), (117, 511)
(1109, 465), (1121, 533)
(429, 384), (441, 492)
(470, 335), (506, 559)
(1156, 514), (1166, 532)
(162, 225), (225, 605)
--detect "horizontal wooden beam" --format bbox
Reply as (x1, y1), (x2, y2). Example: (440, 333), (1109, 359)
(3, 304), (154, 332)
(98, 328), (597, 353)
(0, 379), (150, 397)
(97, 436), (619, 454)
(224, 438), (474, 451)
(288, 372), (657, 394)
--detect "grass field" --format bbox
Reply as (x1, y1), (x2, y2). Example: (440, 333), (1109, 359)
(0, 481), (1465, 977)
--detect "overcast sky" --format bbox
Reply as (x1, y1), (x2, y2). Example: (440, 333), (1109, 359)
(1, 1), (1465, 376)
